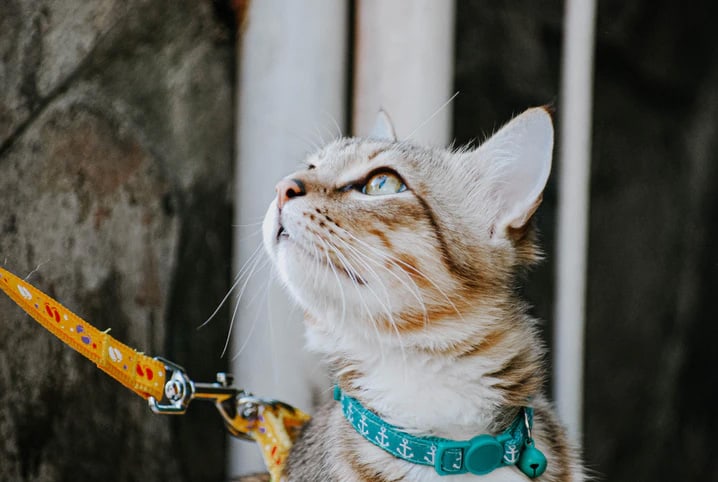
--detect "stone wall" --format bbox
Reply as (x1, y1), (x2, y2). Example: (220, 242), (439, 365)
(0, 1), (234, 481)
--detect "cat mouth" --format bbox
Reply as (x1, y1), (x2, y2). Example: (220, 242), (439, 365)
(276, 225), (366, 285)
(276, 224), (289, 241)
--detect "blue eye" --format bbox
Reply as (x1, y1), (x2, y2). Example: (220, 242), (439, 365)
(363, 172), (407, 195)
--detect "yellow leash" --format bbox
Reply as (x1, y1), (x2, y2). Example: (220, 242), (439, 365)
(0, 267), (166, 399)
(0, 266), (309, 481)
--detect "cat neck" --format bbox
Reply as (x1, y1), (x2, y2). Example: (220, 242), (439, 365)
(310, 304), (545, 440)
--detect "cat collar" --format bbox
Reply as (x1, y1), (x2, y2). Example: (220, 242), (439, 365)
(334, 386), (547, 478)
(0, 267), (310, 482)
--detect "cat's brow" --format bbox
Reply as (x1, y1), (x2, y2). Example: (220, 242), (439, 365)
(336, 156), (398, 187)
(333, 145), (387, 166)
(366, 148), (386, 161)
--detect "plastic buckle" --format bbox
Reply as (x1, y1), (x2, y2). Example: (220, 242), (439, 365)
(464, 435), (504, 475)
(434, 435), (504, 476)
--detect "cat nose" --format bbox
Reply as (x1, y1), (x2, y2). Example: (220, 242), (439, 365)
(275, 178), (306, 209)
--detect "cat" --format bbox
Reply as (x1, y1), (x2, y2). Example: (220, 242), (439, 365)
(261, 107), (585, 481)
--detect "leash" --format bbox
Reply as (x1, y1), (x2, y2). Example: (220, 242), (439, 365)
(0, 266), (309, 481)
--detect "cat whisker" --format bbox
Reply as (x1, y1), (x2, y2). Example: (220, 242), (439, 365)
(231, 221), (265, 229)
(313, 125), (330, 151)
(320, 241), (348, 326)
(265, 269), (300, 388)
(332, 240), (392, 310)
(228, 274), (271, 361)
(309, 241), (322, 296)
(336, 226), (465, 321)
(231, 213), (267, 227)
(324, 236), (408, 376)
(322, 238), (388, 365)
(235, 227), (265, 244)
(318, 120), (340, 146)
(405, 91), (460, 141)
(284, 124), (324, 154)
(299, 134), (323, 154)
(312, 236), (348, 326)
(322, 110), (344, 140)
(332, 235), (429, 327)
(198, 243), (266, 330)
(220, 255), (271, 358)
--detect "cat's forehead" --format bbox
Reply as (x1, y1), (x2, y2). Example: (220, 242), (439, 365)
(309, 138), (423, 175)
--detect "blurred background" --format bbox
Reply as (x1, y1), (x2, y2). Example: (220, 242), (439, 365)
(1, 0), (716, 481)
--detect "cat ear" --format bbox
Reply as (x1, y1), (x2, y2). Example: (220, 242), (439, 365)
(368, 109), (397, 141)
(478, 107), (553, 233)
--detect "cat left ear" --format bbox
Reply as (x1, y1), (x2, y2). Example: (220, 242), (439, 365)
(369, 109), (397, 141)
(478, 107), (554, 234)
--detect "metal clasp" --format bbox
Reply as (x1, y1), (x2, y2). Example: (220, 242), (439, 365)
(147, 357), (256, 441)
(523, 407), (533, 441)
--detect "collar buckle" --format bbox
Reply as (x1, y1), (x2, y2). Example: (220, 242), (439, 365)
(435, 434), (505, 476)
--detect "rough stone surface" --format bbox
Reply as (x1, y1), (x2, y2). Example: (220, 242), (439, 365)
(455, 1), (718, 480)
(0, 1), (234, 481)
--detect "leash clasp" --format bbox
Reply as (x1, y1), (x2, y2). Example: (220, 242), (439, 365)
(148, 357), (255, 441)
(147, 357), (194, 414)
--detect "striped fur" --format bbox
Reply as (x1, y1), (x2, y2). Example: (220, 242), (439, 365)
(262, 108), (584, 481)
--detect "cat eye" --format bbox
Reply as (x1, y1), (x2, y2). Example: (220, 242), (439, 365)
(362, 171), (407, 196)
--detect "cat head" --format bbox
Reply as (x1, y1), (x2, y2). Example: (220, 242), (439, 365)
(262, 107), (553, 352)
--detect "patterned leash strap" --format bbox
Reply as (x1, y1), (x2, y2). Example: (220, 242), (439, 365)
(0, 266), (310, 481)
(0, 267), (166, 399)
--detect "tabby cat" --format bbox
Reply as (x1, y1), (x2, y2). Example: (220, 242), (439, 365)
(261, 107), (584, 481)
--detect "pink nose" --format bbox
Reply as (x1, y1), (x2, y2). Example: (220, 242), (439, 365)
(275, 178), (306, 209)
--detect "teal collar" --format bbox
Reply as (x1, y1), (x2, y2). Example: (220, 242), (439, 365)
(334, 386), (547, 478)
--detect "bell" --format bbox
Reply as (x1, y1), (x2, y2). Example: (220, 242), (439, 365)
(517, 440), (547, 478)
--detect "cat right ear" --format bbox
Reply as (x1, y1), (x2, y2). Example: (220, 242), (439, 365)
(477, 107), (554, 236)
(368, 109), (397, 141)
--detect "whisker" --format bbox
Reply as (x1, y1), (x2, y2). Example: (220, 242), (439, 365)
(313, 125), (328, 149)
(329, 250), (348, 327)
(336, 226), (465, 320)
(333, 235), (429, 326)
(234, 227), (264, 244)
(221, 256), (271, 357)
(227, 266), (276, 361)
(198, 243), (265, 329)
(329, 240), (409, 373)
(406, 91), (460, 141)
(312, 241), (328, 297)
(330, 238), (408, 375)
(303, 134), (323, 153)
(323, 240), (387, 365)
(323, 110), (344, 140)
(228, 282), (266, 360)
(318, 120), (338, 146)
(313, 236), (348, 327)
(231, 213), (267, 227)
(265, 270), (297, 389)
(231, 221), (265, 228)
